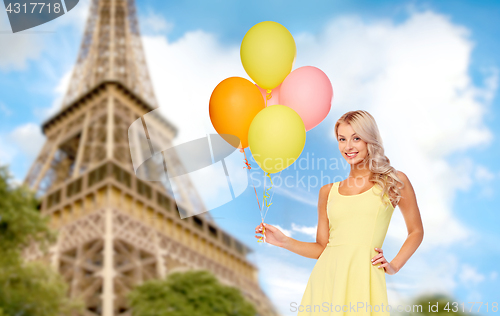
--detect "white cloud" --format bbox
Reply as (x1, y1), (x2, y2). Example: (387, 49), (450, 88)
(0, 134), (16, 165)
(481, 67), (499, 104)
(0, 102), (12, 116)
(57, 0), (90, 31)
(291, 223), (317, 239)
(34, 68), (73, 119)
(140, 9), (174, 35)
(490, 271), (498, 281)
(27, 7), (86, 119)
(142, 30), (247, 147)
(473, 165), (496, 198)
(141, 30), (254, 212)
(387, 250), (459, 301)
(273, 183), (318, 207)
(8, 123), (45, 160)
(295, 11), (496, 155)
(464, 289), (483, 304)
(256, 253), (312, 316)
(0, 0), (90, 72)
(459, 263), (485, 285)
(0, 14), (44, 71)
(474, 165), (495, 181)
(270, 224), (293, 238)
(0, 122), (44, 185)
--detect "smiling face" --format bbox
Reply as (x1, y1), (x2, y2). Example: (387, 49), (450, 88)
(337, 122), (369, 165)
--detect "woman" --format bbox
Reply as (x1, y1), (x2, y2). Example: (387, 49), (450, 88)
(255, 110), (424, 315)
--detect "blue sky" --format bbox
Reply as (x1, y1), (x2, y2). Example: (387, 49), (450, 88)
(1, 1), (499, 315)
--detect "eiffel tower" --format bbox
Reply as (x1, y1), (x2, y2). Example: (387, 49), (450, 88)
(23, 0), (279, 315)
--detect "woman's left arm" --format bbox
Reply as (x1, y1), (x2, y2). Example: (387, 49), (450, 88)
(390, 170), (424, 273)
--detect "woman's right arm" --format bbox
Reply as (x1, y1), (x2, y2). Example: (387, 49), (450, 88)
(258, 184), (332, 259)
(284, 183), (332, 259)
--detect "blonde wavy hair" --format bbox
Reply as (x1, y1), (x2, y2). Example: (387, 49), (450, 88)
(334, 110), (404, 207)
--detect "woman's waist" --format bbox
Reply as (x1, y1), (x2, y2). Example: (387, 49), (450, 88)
(328, 229), (388, 247)
(326, 242), (382, 248)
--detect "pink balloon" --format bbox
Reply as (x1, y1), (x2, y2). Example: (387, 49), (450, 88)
(280, 66), (333, 131)
(256, 83), (281, 106)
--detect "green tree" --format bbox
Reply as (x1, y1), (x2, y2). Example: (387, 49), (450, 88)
(128, 269), (257, 316)
(0, 164), (83, 316)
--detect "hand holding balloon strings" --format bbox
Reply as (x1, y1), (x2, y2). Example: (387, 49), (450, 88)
(258, 173), (273, 243)
(240, 146), (282, 243)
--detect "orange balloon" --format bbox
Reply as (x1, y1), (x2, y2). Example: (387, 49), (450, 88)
(209, 77), (266, 148)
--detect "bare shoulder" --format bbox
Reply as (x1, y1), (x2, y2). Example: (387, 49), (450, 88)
(318, 183), (334, 206)
(317, 183), (334, 218)
(395, 170), (416, 202)
(393, 170), (423, 236)
(319, 183), (334, 197)
(396, 170), (412, 190)
(396, 170), (409, 182)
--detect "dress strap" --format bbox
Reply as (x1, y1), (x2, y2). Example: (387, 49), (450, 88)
(326, 182), (337, 204)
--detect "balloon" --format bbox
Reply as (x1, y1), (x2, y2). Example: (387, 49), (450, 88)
(209, 77), (265, 149)
(248, 104), (306, 174)
(280, 66), (333, 131)
(240, 21), (296, 90)
(256, 83), (281, 106)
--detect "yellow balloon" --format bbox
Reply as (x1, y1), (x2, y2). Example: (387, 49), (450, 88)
(248, 105), (306, 174)
(241, 21), (296, 90)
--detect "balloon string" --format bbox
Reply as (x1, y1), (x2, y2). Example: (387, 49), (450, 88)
(240, 148), (261, 212)
(240, 147), (252, 170)
(258, 172), (274, 243)
(265, 89), (272, 107)
(262, 172), (273, 208)
(258, 224), (266, 243)
(257, 225), (266, 242)
(258, 172), (266, 243)
(262, 170), (282, 223)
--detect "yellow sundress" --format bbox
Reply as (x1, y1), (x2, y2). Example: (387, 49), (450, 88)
(297, 181), (395, 316)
